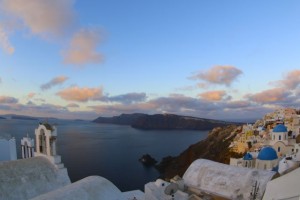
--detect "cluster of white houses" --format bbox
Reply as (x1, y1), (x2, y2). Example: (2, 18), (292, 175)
(1, 109), (300, 200)
(230, 108), (300, 176)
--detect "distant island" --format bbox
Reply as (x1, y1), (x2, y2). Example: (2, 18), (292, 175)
(0, 114), (38, 120)
(93, 113), (236, 130)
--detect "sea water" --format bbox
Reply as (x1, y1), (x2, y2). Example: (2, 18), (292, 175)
(0, 119), (208, 191)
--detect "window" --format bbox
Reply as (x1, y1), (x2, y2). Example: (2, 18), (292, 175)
(279, 135), (281, 140)
(278, 147), (281, 152)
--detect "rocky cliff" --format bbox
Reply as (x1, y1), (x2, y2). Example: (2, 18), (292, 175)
(156, 125), (243, 179)
(131, 114), (231, 130)
(93, 113), (233, 130)
(93, 113), (146, 125)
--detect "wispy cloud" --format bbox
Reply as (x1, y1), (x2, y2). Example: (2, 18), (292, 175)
(199, 90), (228, 101)
(0, 25), (14, 54)
(41, 76), (68, 90)
(1, 0), (75, 37)
(89, 93), (268, 120)
(0, 96), (18, 104)
(56, 86), (103, 102)
(225, 100), (251, 109)
(66, 103), (80, 108)
(274, 70), (300, 89)
(191, 66), (242, 86)
(99, 92), (147, 104)
(27, 92), (36, 98)
(246, 88), (291, 104)
(62, 28), (103, 65)
(0, 101), (98, 120)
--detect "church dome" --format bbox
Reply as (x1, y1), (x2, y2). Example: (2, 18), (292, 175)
(273, 124), (287, 133)
(257, 146), (278, 160)
(243, 153), (253, 160)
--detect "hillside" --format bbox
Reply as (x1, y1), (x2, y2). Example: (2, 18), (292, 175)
(156, 125), (243, 179)
(93, 113), (234, 130)
(93, 113), (147, 125)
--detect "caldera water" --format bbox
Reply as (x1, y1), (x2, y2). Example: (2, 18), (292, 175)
(0, 119), (208, 191)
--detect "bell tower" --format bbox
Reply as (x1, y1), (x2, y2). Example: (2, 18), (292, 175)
(34, 123), (64, 169)
(21, 135), (34, 159)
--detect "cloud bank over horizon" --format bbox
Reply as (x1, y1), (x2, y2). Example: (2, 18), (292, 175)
(0, 67), (299, 120)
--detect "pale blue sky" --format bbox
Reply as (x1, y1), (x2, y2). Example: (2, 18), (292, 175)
(0, 0), (300, 120)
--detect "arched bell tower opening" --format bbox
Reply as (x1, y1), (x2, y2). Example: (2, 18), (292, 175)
(39, 129), (46, 154)
(21, 135), (34, 159)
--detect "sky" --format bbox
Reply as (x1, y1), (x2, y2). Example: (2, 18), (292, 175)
(1, 0), (300, 120)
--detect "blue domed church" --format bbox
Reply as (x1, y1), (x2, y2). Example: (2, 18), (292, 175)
(269, 124), (296, 157)
(255, 146), (278, 170)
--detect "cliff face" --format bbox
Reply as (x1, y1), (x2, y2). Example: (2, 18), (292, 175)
(131, 114), (231, 130)
(93, 113), (234, 130)
(93, 113), (146, 125)
(156, 125), (242, 179)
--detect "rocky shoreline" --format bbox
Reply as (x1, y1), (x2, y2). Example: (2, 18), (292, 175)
(155, 125), (243, 179)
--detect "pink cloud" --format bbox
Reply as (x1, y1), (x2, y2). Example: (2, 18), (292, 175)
(41, 76), (68, 90)
(191, 66), (242, 86)
(62, 28), (103, 65)
(2, 0), (75, 37)
(0, 25), (14, 54)
(277, 70), (300, 89)
(56, 86), (103, 102)
(27, 92), (36, 98)
(0, 96), (18, 104)
(247, 88), (290, 103)
(199, 90), (226, 101)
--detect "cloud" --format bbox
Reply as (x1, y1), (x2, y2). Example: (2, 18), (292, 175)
(247, 88), (291, 104)
(27, 92), (36, 98)
(191, 66), (242, 86)
(275, 70), (300, 89)
(56, 86), (103, 102)
(225, 100), (251, 109)
(0, 96), (18, 104)
(41, 76), (68, 90)
(26, 101), (35, 105)
(66, 103), (79, 108)
(90, 94), (222, 117)
(0, 92), (293, 121)
(99, 92), (147, 104)
(199, 90), (227, 101)
(1, 0), (75, 37)
(0, 102), (98, 120)
(0, 25), (14, 54)
(62, 28), (103, 65)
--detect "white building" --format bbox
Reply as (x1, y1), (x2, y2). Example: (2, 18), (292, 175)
(269, 124), (296, 157)
(21, 135), (35, 159)
(263, 167), (300, 200)
(255, 146), (279, 170)
(34, 123), (63, 169)
(145, 159), (276, 200)
(0, 156), (71, 200)
(0, 134), (17, 161)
